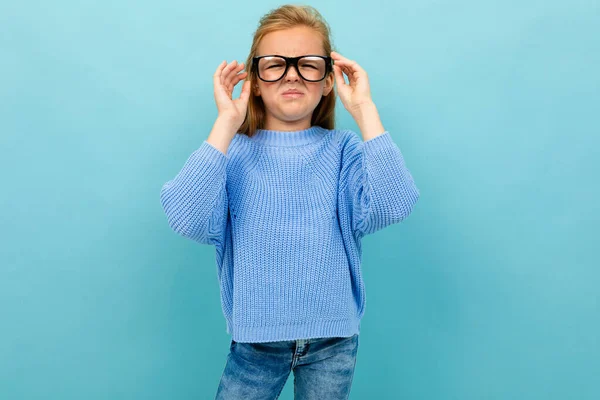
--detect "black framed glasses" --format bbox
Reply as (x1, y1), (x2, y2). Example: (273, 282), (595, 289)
(252, 55), (332, 82)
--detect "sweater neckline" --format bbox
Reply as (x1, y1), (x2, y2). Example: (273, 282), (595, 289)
(250, 125), (326, 147)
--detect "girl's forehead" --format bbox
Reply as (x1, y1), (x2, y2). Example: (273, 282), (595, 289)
(258, 27), (323, 56)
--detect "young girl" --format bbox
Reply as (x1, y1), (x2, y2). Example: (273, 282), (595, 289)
(160, 4), (419, 399)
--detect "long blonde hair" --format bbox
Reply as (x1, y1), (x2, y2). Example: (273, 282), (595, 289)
(238, 4), (337, 137)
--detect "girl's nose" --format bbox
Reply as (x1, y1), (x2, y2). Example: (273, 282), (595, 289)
(284, 65), (300, 81)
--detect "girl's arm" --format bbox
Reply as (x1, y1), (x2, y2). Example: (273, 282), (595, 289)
(332, 52), (420, 238)
(159, 117), (236, 246)
(339, 124), (420, 238)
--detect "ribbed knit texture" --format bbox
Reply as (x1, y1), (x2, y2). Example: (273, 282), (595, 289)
(160, 126), (420, 343)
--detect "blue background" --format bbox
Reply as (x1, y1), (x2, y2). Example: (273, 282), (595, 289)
(1, 1), (598, 399)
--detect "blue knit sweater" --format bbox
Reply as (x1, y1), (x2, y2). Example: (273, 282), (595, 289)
(160, 126), (420, 343)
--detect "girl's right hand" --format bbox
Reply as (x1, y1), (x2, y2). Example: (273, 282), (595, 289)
(213, 60), (251, 130)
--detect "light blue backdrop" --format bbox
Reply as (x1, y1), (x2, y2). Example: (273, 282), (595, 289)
(1, 1), (598, 399)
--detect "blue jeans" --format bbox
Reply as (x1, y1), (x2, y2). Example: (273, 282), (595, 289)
(215, 334), (359, 399)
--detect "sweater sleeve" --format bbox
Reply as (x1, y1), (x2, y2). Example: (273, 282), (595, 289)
(339, 130), (420, 238)
(159, 140), (229, 246)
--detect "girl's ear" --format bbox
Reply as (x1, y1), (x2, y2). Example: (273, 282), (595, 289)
(323, 72), (335, 96)
(253, 83), (261, 96)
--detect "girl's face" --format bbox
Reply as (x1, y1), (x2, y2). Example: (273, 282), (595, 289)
(254, 26), (334, 131)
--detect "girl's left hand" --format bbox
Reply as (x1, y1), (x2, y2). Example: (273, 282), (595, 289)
(331, 51), (373, 114)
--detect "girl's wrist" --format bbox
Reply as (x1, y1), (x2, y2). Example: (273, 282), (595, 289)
(352, 102), (386, 141)
(207, 116), (239, 155)
(216, 113), (242, 133)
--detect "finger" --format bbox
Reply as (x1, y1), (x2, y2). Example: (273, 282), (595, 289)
(331, 51), (360, 70)
(332, 56), (365, 75)
(340, 64), (355, 82)
(239, 80), (251, 106)
(226, 73), (248, 95)
(336, 59), (358, 76)
(214, 60), (227, 75)
(333, 58), (353, 76)
(220, 60), (239, 85)
(333, 64), (346, 87)
(224, 65), (246, 93)
(225, 62), (245, 81)
(227, 68), (248, 89)
(214, 61), (233, 102)
(214, 60), (227, 85)
(221, 61), (239, 87)
(233, 71), (248, 86)
(331, 51), (354, 64)
(224, 63), (245, 88)
(330, 50), (347, 60)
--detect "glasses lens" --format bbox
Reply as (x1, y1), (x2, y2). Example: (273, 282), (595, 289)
(258, 57), (286, 81)
(298, 56), (327, 81)
(258, 56), (327, 81)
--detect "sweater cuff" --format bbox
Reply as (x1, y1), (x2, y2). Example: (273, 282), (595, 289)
(363, 131), (394, 152)
(184, 141), (228, 176)
(200, 140), (230, 160)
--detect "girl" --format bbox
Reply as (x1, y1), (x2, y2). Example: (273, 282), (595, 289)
(160, 4), (420, 399)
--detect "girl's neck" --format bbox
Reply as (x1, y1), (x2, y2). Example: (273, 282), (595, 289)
(263, 115), (312, 132)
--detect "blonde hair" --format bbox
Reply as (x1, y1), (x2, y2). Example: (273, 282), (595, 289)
(238, 4), (337, 137)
